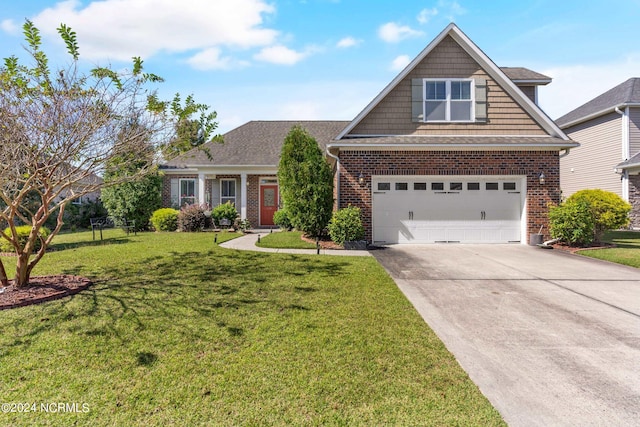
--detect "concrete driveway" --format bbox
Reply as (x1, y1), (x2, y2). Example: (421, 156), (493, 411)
(373, 245), (640, 427)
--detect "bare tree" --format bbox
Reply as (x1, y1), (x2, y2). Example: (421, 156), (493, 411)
(0, 21), (217, 287)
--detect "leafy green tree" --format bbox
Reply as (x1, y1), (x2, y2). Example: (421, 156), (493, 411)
(0, 21), (217, 287)
(277, 126), (334, 239)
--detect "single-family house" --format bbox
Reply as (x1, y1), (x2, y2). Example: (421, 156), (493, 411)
(556, 78), (640, 227)
(161, 23), (577, 244)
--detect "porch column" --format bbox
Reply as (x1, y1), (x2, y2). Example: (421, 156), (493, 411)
(240, 173), (247, 220)
(198, 173), (206, 206)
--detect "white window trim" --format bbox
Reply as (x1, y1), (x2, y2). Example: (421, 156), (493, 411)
(423, 78), (475, 123)
(220, 178), (236, 205)
(179, 178), (197, 207)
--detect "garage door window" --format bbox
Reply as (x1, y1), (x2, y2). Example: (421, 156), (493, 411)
(486, 183), (499, 190)
(414, 182), (427, 190)
(467, 182), (480, 190)
(450, 182), (462, 191)
(503, 182), (516, 191)
(395, 183), (408, 190)
(378, 182), (390, 191)
(431, 182), (444, 191)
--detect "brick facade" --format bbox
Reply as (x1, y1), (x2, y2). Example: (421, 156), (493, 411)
(338, 150), (560, 242)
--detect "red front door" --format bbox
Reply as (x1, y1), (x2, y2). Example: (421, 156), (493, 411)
(260, 185), (278, 226)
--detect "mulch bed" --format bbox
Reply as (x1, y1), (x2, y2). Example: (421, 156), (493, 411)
(0, 275), (92, 310)
(550, 242), (616, 254)
(300, 235), (344, 250)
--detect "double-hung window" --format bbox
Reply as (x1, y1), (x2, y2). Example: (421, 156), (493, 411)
(221, 179), (236, 205)
(424, 79), (473, 122)
(179, 179), (196, 206)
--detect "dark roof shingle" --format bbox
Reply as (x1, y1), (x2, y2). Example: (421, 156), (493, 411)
(556, 78), (640, 128)
(500, 67), (551, 84)
(162, 121), (349, 168)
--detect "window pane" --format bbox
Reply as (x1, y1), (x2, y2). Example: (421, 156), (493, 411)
(452, 81), (471, 100)
(450, 182), (462, 191)
(395, 182), (408, 190)
(263, 188), (276, 207)
(486, 182), (499, 190)
(181, 180), (195, 196)
(222, 180), (235, 197)
(467, 182), (480, 190)
(431, 182), (444, 191)
(504, 182), (517, 190)
(426, 81), (446, 100)
(426, 101), (446, 121)
(414, 182), (427, 190)
(378, 182), (390, 191)
(450, 101), (472, 121)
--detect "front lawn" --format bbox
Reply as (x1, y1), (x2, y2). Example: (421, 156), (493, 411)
(255, 230), (317, 249)
(579, 230), (640, 268)
(0, 231), (504, 426)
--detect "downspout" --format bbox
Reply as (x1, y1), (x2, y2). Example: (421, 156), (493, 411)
(326, 148), (340, 210)
(615, 106), (630, 201)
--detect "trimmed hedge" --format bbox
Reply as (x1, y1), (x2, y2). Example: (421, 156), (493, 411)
(150, 208), (179, 232)
(328, 206), (365, 245)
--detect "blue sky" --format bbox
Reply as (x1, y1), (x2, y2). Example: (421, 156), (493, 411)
(1, 0), (639, 133)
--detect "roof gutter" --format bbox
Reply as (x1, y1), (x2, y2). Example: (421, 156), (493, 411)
(327, 142), (579, 150)
(560, 103), (640, 129)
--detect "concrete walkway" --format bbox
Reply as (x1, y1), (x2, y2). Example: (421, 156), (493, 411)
(219, 231), (372, 256)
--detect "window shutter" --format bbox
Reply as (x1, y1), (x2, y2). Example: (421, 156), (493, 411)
(411, 78), (424, 122)
(475, 79), (487, 122)
(170, 179), (179, 206)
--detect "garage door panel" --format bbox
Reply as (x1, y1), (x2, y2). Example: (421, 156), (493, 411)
(372, 176), (523, 244)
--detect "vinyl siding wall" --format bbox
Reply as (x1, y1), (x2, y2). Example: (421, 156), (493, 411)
(560, 112), (622, 198)
(629, 108), (640, 156)
(349, 36), (547, 136)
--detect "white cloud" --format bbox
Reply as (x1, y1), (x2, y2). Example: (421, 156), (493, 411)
(391, 55), (411, 71)
(31, 0), (278, 62)
(417, 8), (438, 25)
(378, 22), (424, 43)
(437, 0), (466, 21)
(254, 45), (307, 65)
(1, 19), (19, 34)
(187, 47), (249, 71)
(337, 36), (362, 49)
(538, 55), (640, 120)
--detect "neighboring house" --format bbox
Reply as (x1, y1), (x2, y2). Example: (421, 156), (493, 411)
(556, 78), (640, 228)
(161, 23), (576, 244)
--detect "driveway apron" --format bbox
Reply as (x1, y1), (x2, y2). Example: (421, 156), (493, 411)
(373, 244), (640, 427)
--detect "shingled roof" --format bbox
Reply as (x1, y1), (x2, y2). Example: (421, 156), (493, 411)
(162, 121), (349, 168)
(500, 67), (551, 84)
(556, 78), (640, 128)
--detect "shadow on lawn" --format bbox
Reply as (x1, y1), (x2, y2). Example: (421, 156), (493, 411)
(2, 247), (354, 348)
(49, 235), (133, 251)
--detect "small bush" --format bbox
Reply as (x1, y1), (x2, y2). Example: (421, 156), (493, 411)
(273, 209), (292, 231)
(549, 199), (595, 246)
(328, 206), (365, 245)
(177, 204), (207, 232)
(212, 202), (238, 228)
(234, 218), (252, 233)
(62, 199), (108, 230)
(150, 208), (179, 232)
(0, 225), (51, 253)
(566, 189), (631, 242)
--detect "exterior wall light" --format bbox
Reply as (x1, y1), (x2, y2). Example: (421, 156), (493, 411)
(358, 172), (365, 185)
(539, 172), (546, 185)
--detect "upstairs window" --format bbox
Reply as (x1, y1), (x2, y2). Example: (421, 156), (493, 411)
(424, 79), (473, 122)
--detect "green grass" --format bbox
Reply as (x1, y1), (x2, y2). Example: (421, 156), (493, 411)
(0, 231), (504, 426)
(579, 230), (640, 268)
(255, 230), (317, 249)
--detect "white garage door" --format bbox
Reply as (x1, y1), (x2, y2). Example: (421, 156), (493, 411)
(372, 176), (525, 244)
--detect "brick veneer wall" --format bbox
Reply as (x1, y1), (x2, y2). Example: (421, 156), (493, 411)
(628, 175), (640, 228)
(338, 150), (560, 242)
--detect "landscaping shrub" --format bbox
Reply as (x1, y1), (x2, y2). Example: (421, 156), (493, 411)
(566, 189), (631, 242)
(273, 208), (292, 231)
(0, 225), (51, 252)
(234, 218), (252, 233)
(549, 199), (595, 246)
(150, 208), (179, 232)
(62, 198), (108, 230)
(177, 204), (207, 232)
(328, 206), (365, 245)
(212, 202), (238, 228)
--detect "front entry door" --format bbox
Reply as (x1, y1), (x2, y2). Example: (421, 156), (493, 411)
(260, 185), (278, 226)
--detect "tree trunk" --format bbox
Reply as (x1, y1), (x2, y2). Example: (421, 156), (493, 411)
(14, 253), (31, 288)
